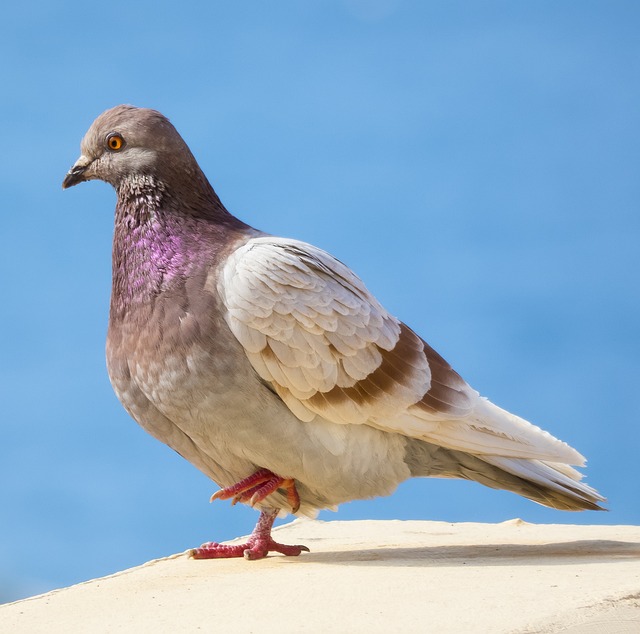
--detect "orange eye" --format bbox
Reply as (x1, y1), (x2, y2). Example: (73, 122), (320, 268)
(106, 133), (125, 151)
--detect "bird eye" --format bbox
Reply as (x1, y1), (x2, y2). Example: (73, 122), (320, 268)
(106, 133), (125, 152)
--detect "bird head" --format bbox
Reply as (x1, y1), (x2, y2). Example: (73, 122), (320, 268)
(62, 105), (196, 190)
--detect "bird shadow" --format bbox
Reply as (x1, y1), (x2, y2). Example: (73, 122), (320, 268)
(281, 540), (640, 568)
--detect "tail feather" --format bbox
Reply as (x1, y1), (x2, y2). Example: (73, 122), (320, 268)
(406, 440), (606, 511)
(479, 455), (605, 511)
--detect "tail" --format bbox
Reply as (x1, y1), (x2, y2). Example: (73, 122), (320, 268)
(406, 440), (606, 512)
(402, 389), (605, 510)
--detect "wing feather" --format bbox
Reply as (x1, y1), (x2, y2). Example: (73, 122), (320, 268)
(219, 237), (584, 465)
(220, 237), (467, 425)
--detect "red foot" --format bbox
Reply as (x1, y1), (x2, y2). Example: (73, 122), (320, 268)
(210, 468), (300, 513)
(190, 509), (310, 560)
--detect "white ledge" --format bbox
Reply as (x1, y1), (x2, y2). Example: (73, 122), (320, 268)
(2, 520), (640, 633)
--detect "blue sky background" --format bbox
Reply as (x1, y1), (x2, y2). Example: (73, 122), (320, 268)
(1, 1), (638, 603)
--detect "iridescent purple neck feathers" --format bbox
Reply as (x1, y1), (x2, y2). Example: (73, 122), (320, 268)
(110, 172), (251, 318)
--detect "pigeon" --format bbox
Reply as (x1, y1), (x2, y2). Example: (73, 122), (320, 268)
(63, 105), (604, 560)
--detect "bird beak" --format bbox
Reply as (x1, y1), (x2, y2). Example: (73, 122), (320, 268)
(62, 155), (93, 189)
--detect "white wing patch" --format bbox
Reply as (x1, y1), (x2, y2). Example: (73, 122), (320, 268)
(218, 236), (585, 465)
(219, 237), (432, 422)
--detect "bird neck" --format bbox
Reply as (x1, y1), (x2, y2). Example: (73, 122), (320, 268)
(110, 173), (250, 317)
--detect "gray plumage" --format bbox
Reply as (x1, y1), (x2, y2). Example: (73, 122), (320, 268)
(63, 105), (604, 548)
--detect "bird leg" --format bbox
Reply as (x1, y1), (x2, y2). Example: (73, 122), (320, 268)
(190, 469), (308, 560)
(210, 467), (301, 513)
(190, 508), (310, 560)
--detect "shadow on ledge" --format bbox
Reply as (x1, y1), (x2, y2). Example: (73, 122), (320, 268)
(279, 540), (640, 568)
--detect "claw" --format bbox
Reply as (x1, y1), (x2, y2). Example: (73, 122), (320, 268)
(210, 468), (301, 512)
(209, 468), (273, 503)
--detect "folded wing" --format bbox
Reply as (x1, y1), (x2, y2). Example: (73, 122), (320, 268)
(219, 237), (585, 466)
